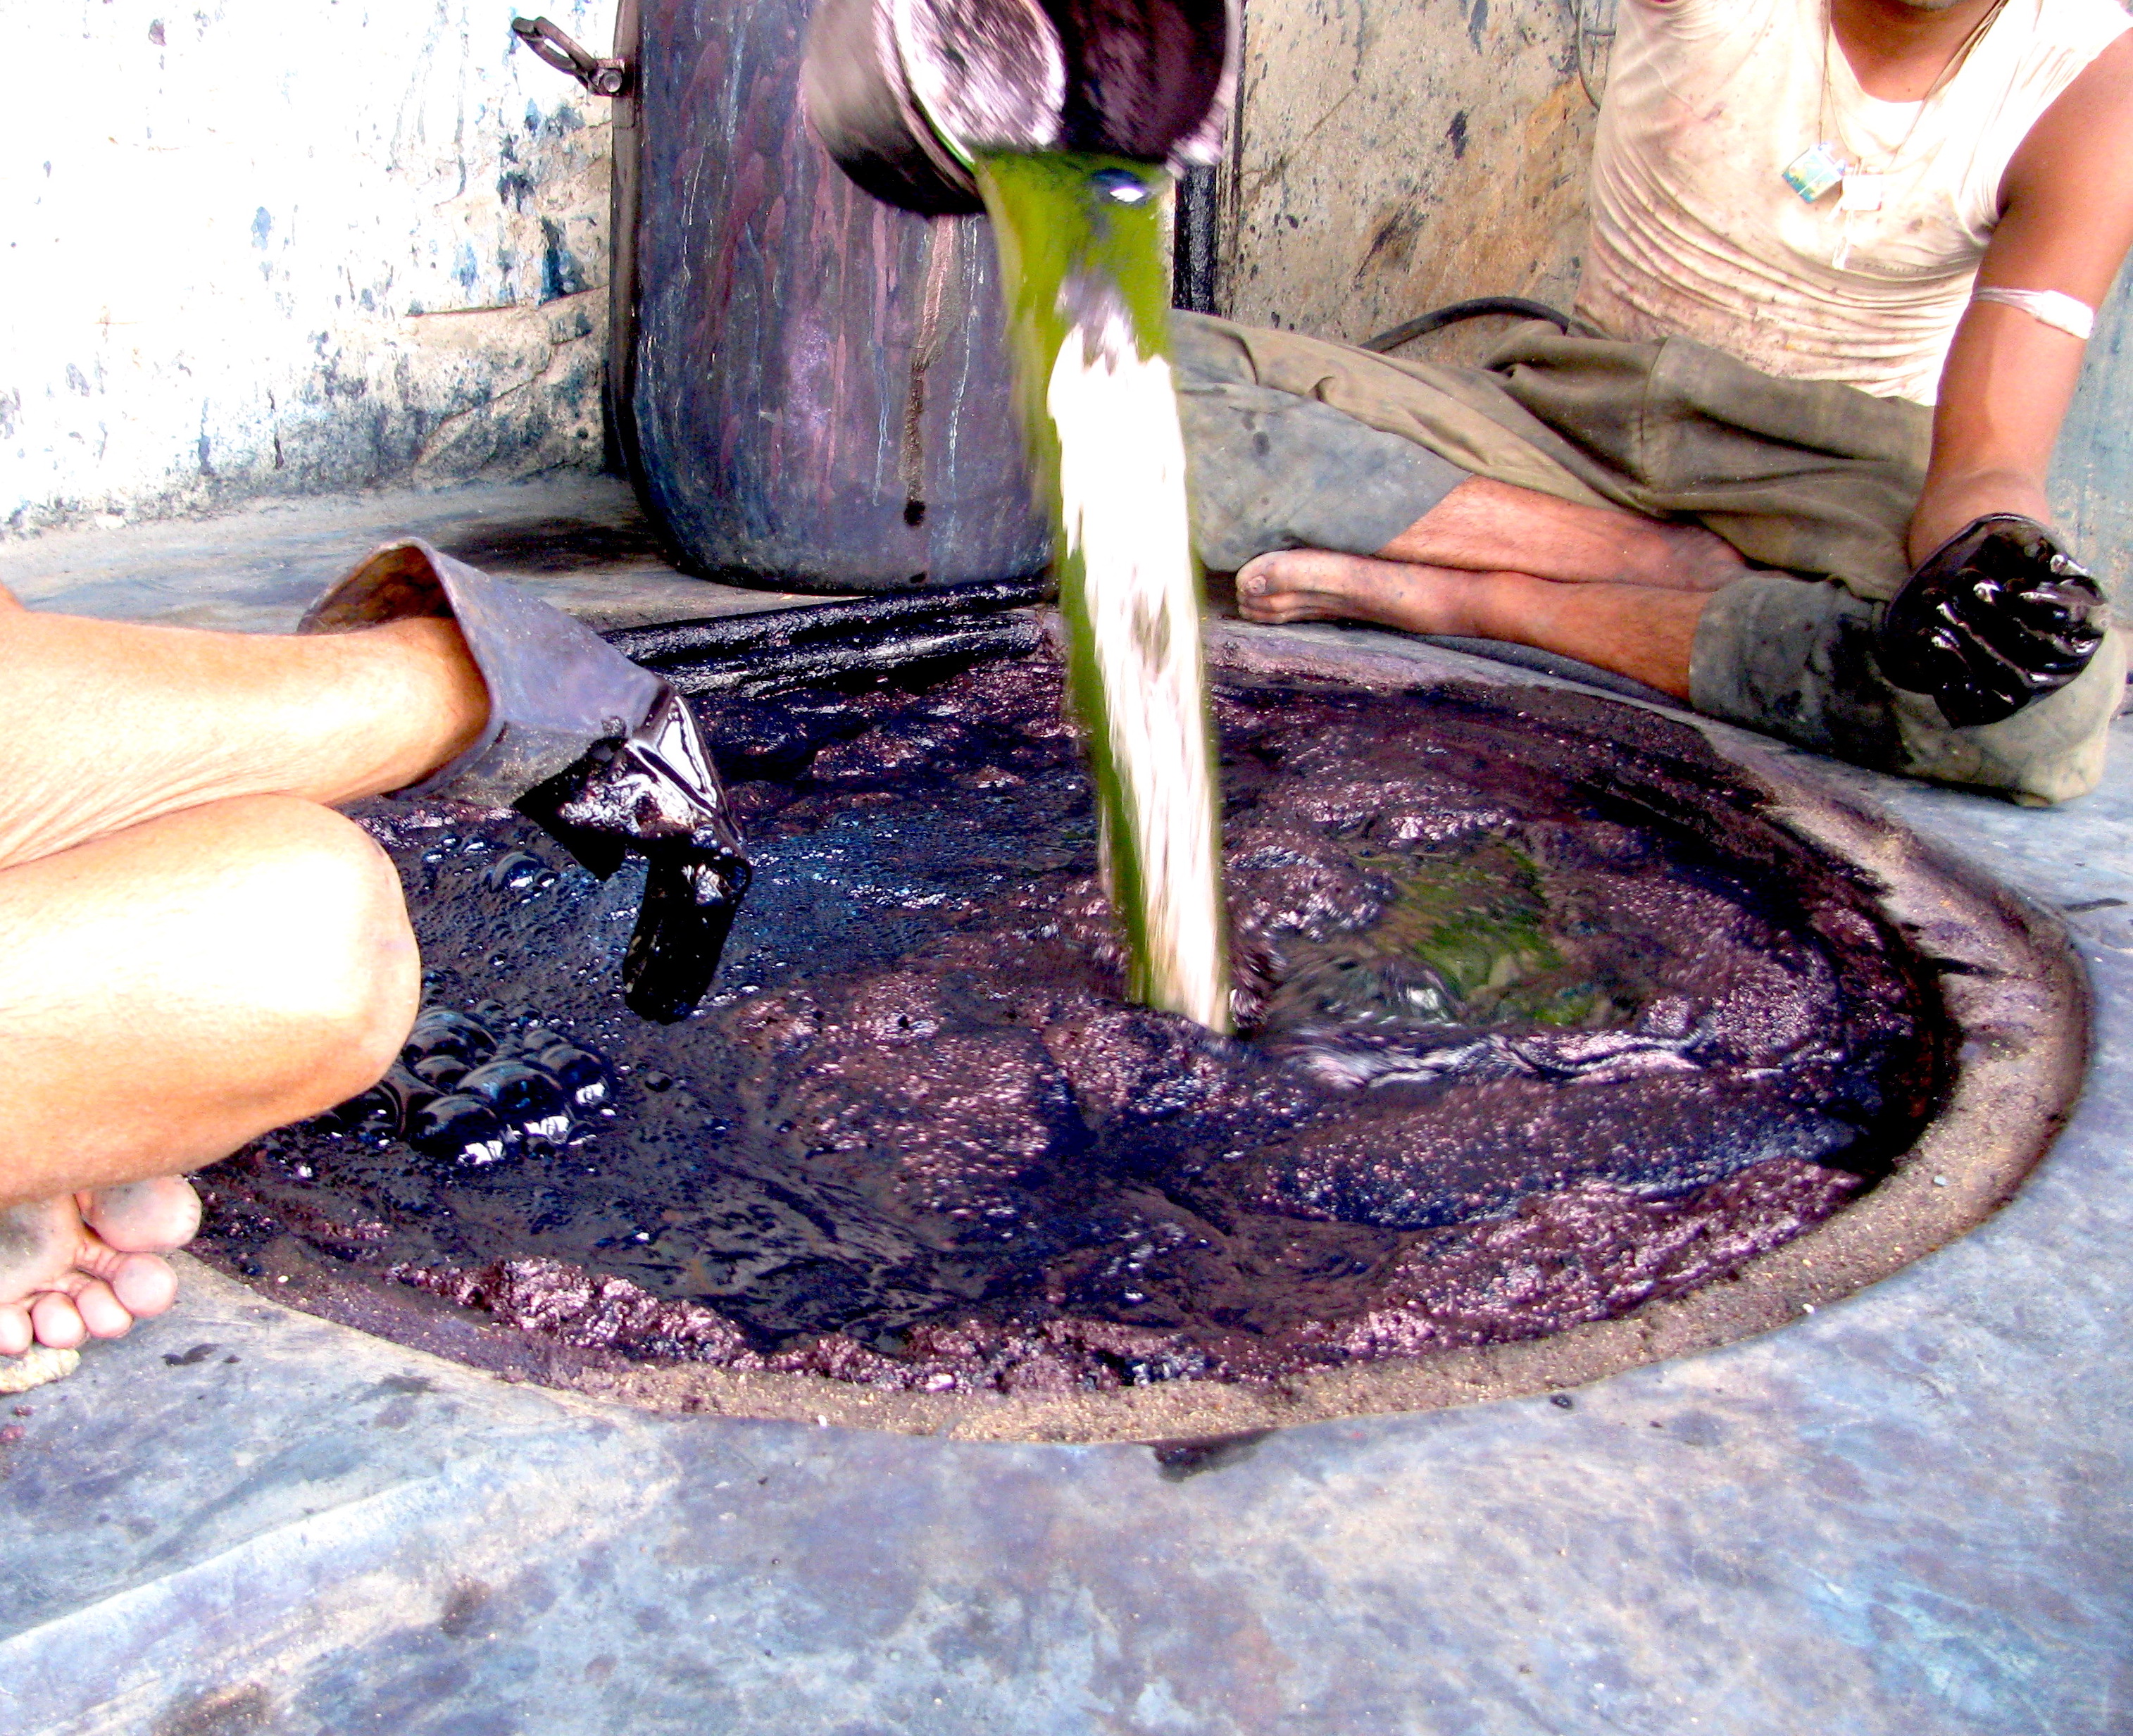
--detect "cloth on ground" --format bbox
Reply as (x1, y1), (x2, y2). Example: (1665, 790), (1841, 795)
(1170, 311), (2123, 804)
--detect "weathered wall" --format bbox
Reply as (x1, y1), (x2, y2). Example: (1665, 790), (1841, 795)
(2047, 257), (2133, 594)
(1, 0), (620, 538)
(1222, 0), (1603, 346)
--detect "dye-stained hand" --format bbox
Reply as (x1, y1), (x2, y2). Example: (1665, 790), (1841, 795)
(301, 539), (749, 1022)
(514, 685), (751, 1023)
(1878, 513), (2108, 728)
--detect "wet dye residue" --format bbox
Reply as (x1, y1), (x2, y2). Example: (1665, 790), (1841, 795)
(194, 651), (1948, 1392)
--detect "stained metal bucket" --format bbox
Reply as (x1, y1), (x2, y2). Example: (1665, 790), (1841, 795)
(801, 0), (1237, 216)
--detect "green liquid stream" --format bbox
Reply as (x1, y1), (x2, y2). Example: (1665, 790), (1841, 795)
(973, 151), (1232, 1033)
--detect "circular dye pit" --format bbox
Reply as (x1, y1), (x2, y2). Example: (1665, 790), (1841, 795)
(192, 628), (2083, 1441)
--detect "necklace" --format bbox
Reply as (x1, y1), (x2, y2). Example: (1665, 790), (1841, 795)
(1782, 0), (2013, 266)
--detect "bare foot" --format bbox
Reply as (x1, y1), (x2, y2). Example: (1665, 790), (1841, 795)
(1234, 546), (1706, 697)
(1234, 549), (1494, 633)
(0, 1178), (201, 1354)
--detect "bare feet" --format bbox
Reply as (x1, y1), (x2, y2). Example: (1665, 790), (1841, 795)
(0, 1177), (201, 1354)
(1233, 546), (1707, 699)
(1235, 549), (1496, 633)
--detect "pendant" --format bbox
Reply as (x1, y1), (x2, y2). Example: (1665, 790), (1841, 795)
(1832, 212), (1860, 270)
(1782, 143), (1845, 203)
(1838, 172), (1885, 212)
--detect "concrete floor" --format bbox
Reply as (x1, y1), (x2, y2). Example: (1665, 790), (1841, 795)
(0, 473), (836, 632)
(4, 478), (2132, 1735)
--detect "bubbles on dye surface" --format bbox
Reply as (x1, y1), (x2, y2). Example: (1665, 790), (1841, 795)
(459, 1061), (574, 1144)
(410, 1094), (511, 1167)
(326, 1002), (614, 1169)
(406, 1008), (497, 1067)
(537, 1044), (611, 1109)
(483, 851), (551, 893)
(325, 1074), (405, 1133)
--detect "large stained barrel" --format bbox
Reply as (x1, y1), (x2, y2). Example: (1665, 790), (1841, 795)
(623, 0), (1051, 593)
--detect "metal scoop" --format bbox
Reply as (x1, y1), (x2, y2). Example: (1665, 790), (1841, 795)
(801, 0), (1237, 213)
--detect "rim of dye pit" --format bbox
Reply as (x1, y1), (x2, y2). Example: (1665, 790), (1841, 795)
(206, 619), (2087, 1444)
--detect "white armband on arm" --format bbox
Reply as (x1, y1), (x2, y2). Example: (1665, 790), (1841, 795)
(1971, 287), (2096, 342)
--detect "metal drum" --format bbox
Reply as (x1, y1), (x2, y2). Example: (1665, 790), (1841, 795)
(622, 0), (1050, 592)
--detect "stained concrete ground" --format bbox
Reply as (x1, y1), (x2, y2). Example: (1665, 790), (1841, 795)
(4, 477), (2131, 1736)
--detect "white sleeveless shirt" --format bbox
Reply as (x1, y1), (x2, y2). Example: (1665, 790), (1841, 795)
(1579, 0), (2129, 404)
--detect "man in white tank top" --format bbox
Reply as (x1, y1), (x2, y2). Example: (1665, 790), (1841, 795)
(1584, 0), (2130, 404)
(1177, 0), (2133, 805)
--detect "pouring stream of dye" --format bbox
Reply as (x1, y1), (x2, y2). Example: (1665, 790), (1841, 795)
(975, 151), (1232, 1032)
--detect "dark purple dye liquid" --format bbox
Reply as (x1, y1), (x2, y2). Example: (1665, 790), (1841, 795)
(195, 651), (1946, 1392)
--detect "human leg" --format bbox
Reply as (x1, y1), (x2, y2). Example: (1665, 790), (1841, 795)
(0, 794), (420, 1349)
(1178, 350), (1741, 685)
(1375, 477), (1748, 592)
(0, 792), (418, 1197)
(1232, 549), (2120, 797)
(1172, 318), (1739, 684)
(0, 608), (486, 871)
(1220, 466), (1746, 692)
(1226, 478), (1745, 638)
(1172, 306), (1749, 606)
(1233, 550), (1708, 698)
(1175, 316), (2117, 794)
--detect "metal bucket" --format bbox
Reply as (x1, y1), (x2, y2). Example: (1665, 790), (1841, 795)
(601, 0), (1236, 594)
(801, 0), (1235, 215)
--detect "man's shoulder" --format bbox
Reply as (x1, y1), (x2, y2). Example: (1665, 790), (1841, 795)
(2025, 0), (2132, 62)
(2039, 0), (2133, 30)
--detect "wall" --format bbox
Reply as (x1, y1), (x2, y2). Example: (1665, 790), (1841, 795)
(1, 0), (620, 539)
(1221, 0), (1603, 347)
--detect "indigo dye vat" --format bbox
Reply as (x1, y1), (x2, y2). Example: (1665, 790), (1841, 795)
(187, 625), (2066, 1444)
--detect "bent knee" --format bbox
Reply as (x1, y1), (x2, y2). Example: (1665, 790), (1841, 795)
(1692, 575), (2126, 805)
(0, 798), (419, 1182)
(1899, 627), (2129, 806)
(170, 797), (420, 1107)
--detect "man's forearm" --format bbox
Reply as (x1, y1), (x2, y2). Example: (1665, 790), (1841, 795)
(1911, 301), (2087, 568)
(1907, 463), (2056, 568)
(0, 612), (488, 872)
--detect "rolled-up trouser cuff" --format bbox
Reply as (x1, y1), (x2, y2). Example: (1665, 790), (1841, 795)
(1172, 372), (1470, 573)
(1691, 569), (2126, 804)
